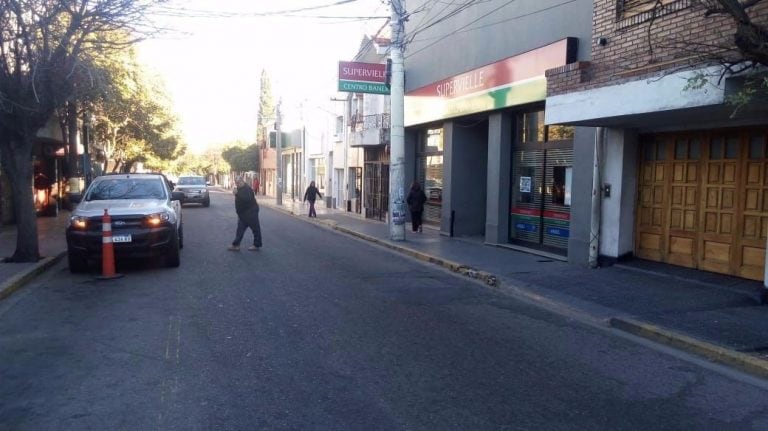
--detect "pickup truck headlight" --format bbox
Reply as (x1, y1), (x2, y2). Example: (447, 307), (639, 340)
(145, 212), (172, 227)
(68, 216), (88, 230)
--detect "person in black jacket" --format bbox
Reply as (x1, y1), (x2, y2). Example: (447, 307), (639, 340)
(228, 176), (262, 251)
(303, 180), (322, 218)
(406, 180), (427, 233)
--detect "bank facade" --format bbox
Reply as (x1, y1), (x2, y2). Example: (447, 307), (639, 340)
(402, 0), (595, 258)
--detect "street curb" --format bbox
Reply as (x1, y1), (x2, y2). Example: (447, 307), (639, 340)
(331, 225), (499, 287)
(609, 317), (768, 379)
(262, 202), (498, 287)
(0, 251), (66, 301)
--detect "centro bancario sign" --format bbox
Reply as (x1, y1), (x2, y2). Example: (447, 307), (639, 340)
(338, 61), (390, 95)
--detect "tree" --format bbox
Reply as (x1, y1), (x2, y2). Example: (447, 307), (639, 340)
(221, 143), (260, 174)
(88, 49), (182, 174)
(257, 70), (275, 148)
(0, 0), (165, 262)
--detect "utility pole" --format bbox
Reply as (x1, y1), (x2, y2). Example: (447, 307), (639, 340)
(389, 0), (406, 241)
(276, 100), (283, 206)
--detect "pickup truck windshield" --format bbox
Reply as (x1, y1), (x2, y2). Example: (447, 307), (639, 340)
(85, 179), (166, 201)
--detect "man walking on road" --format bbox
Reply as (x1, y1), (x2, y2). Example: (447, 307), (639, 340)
(229, 176), (262, 251)
(303, 180), (322, 218)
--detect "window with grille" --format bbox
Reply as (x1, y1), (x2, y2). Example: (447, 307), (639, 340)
(617, 0), (682, 20)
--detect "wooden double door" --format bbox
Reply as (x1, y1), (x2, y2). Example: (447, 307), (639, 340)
(636, 129), (768, 280)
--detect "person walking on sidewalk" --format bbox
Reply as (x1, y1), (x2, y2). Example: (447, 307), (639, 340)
(252, 176), (260, 195)
(406, 180), (427, 233)
(303, 180), (322, 218)
(229, 176), (262, 251)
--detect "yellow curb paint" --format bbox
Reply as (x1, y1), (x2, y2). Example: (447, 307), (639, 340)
(0, 254), (65, 301)
(610, 317), (768, 379)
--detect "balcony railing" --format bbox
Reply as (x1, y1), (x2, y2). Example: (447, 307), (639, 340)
(352, 113), (391, 132)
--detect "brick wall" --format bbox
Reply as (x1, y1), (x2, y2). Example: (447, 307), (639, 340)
(547, 0), (768, 96)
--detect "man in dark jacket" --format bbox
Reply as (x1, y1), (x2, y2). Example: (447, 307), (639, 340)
(229, 176), (262, 251)
(303, 180), (322, 218)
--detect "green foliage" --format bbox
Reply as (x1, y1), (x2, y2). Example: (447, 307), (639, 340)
(683, 72), (710, 91)
(89, 47), (182, 172)
(0, 0), (166, 261)
(221, 144), (260, 173)
(163, 148), (228, 177)
(725, 75), (768, 117)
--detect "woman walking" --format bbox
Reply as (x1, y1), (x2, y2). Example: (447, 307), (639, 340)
(406, 180), (427, 233)
(303, 180), (322, 218)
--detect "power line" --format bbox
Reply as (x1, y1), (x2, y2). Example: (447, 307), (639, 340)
(407, 0), (489, 42)
(405, 0), (577, 58)
(408, 0), (458, 33)
(154, 0), (386, 19)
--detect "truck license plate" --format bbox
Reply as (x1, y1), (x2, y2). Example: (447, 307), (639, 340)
(112, 235), (132, 243)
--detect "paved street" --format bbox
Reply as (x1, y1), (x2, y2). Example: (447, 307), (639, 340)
(1, 191), (768, 430)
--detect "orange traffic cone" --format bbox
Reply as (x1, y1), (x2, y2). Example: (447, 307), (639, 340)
(98, 208), (123, 280)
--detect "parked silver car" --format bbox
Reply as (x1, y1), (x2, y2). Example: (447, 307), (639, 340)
(175, 175), (210, 207)
(65, 173), (184, 272)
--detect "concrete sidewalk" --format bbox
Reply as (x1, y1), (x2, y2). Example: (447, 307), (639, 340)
(2, 194), (767, 379)
(0, 209), (69, 300)
(261, 195), (768, 380)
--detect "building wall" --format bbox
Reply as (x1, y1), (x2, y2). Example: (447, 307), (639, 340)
(442, 120), (489, 236)
(404, 0), (594, 92)
(548, 0), (768, 275)
(485, 112), (513, 244)
(600, 128), (638, 261)
(568, 127), (599, 265)
(547, 0), (768, 96)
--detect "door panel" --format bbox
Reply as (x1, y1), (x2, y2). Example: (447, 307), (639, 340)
(636, 138), (667, 261)
(636, 129), (768, 281)
(666, 137), (700, 267)
(737, 133), (768, 279)
(510, 148), (572, 253)
(699, 135), (739, 274)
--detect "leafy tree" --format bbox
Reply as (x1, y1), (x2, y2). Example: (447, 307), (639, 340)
(222, 143), (260, 174)
(89, 50), (182, 174)
(0, 0), (164, 262)
(257, 70), (275, 148)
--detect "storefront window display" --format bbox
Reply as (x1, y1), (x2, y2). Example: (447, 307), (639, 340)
(510, 109), (573, 253)
(418, 127), (444, 223)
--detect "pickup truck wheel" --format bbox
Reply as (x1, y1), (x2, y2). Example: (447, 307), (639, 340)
(165, 232), (181, 267)
(68, 251), (89, 273)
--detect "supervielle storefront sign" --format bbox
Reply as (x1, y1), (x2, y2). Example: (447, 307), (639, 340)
(405, 39), (575, 126)
(338, 61), (390, 95)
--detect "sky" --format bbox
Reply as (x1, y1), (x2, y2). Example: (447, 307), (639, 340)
(137, 0), (389, 153)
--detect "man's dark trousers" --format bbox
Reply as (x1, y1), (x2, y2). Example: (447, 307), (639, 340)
(233, 206), (262, 247)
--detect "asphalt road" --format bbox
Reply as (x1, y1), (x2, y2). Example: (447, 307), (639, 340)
(1, 190), (768, 430)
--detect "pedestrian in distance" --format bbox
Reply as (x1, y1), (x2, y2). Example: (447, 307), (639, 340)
(406, 180), (427, 233)
(252, 176), (260, 195)
(303, 180), (322, 218)
(228, 176), (262, 251)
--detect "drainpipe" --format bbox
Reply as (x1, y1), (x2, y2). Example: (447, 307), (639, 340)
(589, 127), (605, 269)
